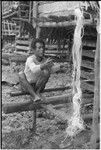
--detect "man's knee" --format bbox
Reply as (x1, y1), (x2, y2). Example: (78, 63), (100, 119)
(43, 69), (50, 78)
(19, 71), (24, 78)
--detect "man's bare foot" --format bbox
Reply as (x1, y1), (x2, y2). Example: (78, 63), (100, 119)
(34, 95), (41, 102)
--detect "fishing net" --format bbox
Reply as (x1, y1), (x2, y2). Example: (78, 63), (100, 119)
(66, 8), (85, 137)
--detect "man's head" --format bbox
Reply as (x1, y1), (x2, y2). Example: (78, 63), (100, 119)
(30, 38), (45, 58)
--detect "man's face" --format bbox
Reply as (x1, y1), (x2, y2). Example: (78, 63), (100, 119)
(35, 42), (44, 58)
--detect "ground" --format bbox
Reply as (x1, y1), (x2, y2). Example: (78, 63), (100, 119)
(2, 63), (93, 149)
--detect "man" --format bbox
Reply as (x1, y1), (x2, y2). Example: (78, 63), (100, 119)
(19, 38), (68, 102)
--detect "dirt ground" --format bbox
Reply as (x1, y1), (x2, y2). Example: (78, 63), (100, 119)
(2, 63), (93, 149)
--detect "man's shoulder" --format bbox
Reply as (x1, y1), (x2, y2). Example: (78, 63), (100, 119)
(27, 55), (36, 60)
(27, 55), (36, 62)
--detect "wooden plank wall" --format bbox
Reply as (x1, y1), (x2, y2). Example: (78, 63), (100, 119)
(15, 37), (30, 53)
(81, 27), (97, 95)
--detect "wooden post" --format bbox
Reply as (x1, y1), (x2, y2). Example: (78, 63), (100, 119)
(18, 2), (21, 37)
(32, 1), (37, 28)
(36, 26), (41, 39)
(28, 1), (32, 44)
(29, 1), (32, 23)
(90, 23), (100, 149)
(36, 2), (41, 38)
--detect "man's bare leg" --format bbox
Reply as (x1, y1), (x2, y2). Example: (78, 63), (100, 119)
(19, 71), (41, 102)
(35, 69), (50, 100)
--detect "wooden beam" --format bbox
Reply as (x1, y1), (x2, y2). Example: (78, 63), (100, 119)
(2, 53), (28, 62)
(43, 104), (70, 122)
(81, 70), (94, 81)
(81, 81), (94, 92)
(16, 40), (29, 45)
(16, 45), (30, 51)
(82, 50), (95, 58)
(38, 20), (94, 27)
(12, 17), (29, 22)
(82, 40), (96, 48)
(52, 96), (94, 110)
(16, 36), (29, 40)
(81, 60), (94, 70)
(3, 93), (72, 114)
(45, 50), (68, 54)
(44, 54), (58, 58)
(2, 11), (18, 20)
(2, 53), (28, 59)
(82, 98), (93, 105)
(39, 1), (54, 5)
(9, 90), (94, 105)
(3, 92), (94, 115)
(9, 86), (71, 97)
(43, 105), (97, 122)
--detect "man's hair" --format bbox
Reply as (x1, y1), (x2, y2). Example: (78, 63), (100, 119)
(30, 38), (45, 50)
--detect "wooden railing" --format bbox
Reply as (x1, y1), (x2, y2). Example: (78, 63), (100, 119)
(2, 21), (20, 36)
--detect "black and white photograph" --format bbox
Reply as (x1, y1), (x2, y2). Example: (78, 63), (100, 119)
(1, 1), (100, 149)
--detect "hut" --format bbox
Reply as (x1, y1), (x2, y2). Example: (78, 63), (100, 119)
(31, 1), (97, 96)
(14, 2), (97, 58)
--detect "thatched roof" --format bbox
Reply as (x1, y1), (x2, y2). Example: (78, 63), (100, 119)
(2, 1), (30, 20)
(33, 1), (99, 28)
(36, 1), (99, 42)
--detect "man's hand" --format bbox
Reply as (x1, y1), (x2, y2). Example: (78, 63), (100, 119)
(40, 58), (54, 70)
(60, 63), (69, 71)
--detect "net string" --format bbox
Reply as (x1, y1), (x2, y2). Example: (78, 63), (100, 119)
(65, 8), (85, 137)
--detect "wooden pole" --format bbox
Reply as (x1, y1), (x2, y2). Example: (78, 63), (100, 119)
(9, 86), (71, 96)
(90, 25), (100, 148)
(29, 1), (32, 23)
(36, 2), (41, 38)
(28, 1), (32, 50)
(3, 93), (72, 114)
(3, 92), (97, 118)
(18, 2), (21, 37)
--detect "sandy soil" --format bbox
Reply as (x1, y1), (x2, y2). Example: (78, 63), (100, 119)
(2, 63), (93, 149)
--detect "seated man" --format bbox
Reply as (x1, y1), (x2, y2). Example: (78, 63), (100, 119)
(19, 38), (68, 102)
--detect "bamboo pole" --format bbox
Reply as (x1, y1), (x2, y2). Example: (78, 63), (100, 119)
(3, 93), (72, 114)
(9, 86), (71, 96)
(3, 94), (95, 115)
(90, 26), (100, 149)
(18, 2), (21, 37)
(29, 1), (32, 23)
(28, 1), (33, 54)
(36, 2), (41, 38)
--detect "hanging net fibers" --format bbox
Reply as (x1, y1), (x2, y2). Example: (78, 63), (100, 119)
(66, 8), (85, 137)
